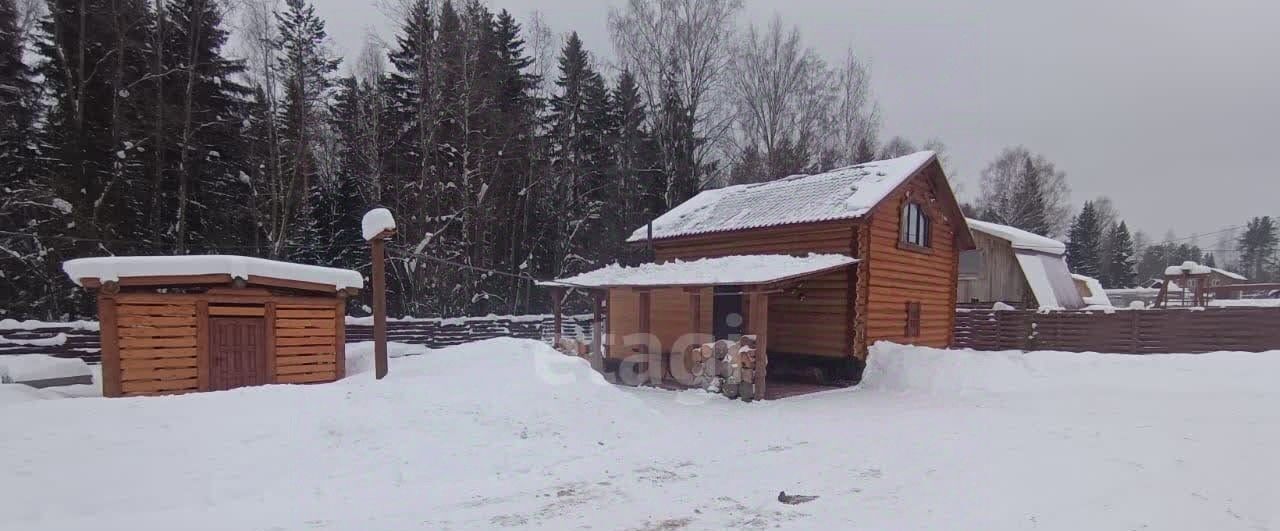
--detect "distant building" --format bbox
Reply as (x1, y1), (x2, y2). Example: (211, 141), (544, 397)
(957, 219), (1085, 309)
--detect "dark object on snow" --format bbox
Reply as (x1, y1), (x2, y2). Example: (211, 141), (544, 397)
(777, 491), (819, 505)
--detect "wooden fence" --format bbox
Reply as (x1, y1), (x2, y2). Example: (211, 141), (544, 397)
(954, 307), (1280, 353)
(0, 315), (595, 365)
(8, 308), (1278, 365)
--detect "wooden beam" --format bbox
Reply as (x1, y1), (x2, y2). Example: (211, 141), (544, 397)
(245, 274), (340, 294)
(333, 298), (346, 380)
(265, 302), (278, 383)
(196, 300), (210, 392)
(371, 236), (389, 380)
(591, 291), (604, 372)
(98, 294), (121, 397)
(115, 274), (235, 287)
(748, 292), (770, 400)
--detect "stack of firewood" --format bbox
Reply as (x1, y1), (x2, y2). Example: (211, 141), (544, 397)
(687, 335), (761, 400)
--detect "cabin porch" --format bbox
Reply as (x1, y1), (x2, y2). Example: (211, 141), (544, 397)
(543, 254), (861, 400)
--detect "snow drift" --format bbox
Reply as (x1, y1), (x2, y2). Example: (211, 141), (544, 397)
(4, 339), (1280, 530)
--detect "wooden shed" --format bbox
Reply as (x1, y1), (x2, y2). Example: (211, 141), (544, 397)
(63, 256), (363, 397)
(547, 151), (974, 394)
(958, 218), (1084, 309)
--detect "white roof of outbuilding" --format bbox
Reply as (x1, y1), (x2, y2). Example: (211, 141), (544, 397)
(627, 151), (937, 243)
(966, 218), (1066, 255)
(63, 255), (364, 291)
(541, 254), (858, 289)
(1015, 253), (1085, 309)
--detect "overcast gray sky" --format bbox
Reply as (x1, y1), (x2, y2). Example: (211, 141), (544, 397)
(310, 0), (1279, 243)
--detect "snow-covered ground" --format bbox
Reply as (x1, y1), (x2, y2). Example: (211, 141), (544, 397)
(3, 340), (1279, 530)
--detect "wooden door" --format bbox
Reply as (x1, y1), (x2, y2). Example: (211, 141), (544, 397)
(713, 286), (745, 341)
(209, 317), (269, 391)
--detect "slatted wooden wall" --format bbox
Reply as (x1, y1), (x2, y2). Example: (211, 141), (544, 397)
(273, 303), (343, 384)
(114, 301), (200, 396)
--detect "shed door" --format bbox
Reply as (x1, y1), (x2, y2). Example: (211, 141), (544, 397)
(209, 317), (269, 391)
(713, 285), (745, 341)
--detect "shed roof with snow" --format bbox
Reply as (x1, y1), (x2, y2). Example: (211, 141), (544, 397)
(542, 254), (858, 289)
(966, 218), (1066, 255)
(64, 255), (363, 292)
(627, 151), (948, 243)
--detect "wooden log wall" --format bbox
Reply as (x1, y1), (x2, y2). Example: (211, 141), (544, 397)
(864, 167), (960, 351)
(954, 308), (1280, 353)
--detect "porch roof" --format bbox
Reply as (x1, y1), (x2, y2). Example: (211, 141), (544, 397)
(541, 253), (858, 289)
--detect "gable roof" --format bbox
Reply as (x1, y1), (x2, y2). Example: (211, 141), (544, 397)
(966, 218), (1066, 256)
(627, 151), (939, 243)
(541, 254), (858, 289)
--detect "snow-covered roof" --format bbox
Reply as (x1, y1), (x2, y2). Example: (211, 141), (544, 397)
(1015, 253), (1085, 309)
(63, 255), (363, 291)
(1165, 261), (1211, 276)
(1208, 299), (1280, 308)
(966, 218), (1066, 255)
(542, 254), (858, 288)
(1211, 267), (1247, 281)
(627, 151), (937, 243)
(1072, 274), (1112, 307)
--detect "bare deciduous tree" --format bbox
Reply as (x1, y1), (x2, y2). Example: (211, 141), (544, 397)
(609, 0), (742, 188)
(975, 146), (1072, 236)
(726, 15), (827, 183)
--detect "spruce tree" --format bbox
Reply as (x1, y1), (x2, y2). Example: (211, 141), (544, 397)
(1202, 252), (1216, 268)
(0, 0), (65, 319)
(1013, 158), (1052, 236)
(611, 69), (661, 263)
(1238, 216), (1278, 281)
(164, 0), (252, 253)
(1066, 201), (1103, 277)
(545, 32), (610, 275)
(276, 0), (339, 257)
(1105, 221), (1137, 288)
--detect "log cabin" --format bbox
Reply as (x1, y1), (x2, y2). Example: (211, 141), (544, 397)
(545, 151), (975, 396)
(958, 218), (1085, 309)
(63, 256), (362, 397)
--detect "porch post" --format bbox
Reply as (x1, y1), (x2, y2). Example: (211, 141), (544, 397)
(638, 289), (658, 385)
(748, 291), (770, 400)
(591, 290), (604, 372)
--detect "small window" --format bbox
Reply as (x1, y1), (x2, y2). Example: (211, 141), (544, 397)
(901, 202), (931, 248)
(959, 250), (983, 278)
(905, 301), (922, 337)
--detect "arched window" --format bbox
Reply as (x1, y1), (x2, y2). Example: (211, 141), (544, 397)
(901, 202), (931, 248)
